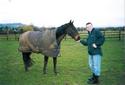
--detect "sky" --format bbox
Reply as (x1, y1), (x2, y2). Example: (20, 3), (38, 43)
(0, 0), (124, 27)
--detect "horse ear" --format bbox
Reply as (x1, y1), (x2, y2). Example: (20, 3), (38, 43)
(69, 20), (74, 24)
(69, 20), (72, 23)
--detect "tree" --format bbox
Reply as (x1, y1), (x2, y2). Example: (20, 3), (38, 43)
(20, 25), (34, 33)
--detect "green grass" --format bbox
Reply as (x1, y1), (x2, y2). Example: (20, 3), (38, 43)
(0, 39), (124, 85)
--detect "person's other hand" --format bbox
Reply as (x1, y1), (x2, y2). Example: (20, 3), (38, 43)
(92, 43), (97, 48)
(76, 40), (80, 43)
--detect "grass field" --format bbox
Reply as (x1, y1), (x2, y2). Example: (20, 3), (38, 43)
(0, 39), (124, 85)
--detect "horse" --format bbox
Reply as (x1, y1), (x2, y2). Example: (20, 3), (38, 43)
(18, 20), (80, 74)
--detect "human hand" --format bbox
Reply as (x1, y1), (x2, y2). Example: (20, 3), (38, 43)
(76, 40), (80, 43)
(92, 43), (97, 48)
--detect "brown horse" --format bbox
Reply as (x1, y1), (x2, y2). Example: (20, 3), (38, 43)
(18, 20), (80, 74)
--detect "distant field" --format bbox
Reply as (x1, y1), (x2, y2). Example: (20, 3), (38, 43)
(0, 39), (124, 85)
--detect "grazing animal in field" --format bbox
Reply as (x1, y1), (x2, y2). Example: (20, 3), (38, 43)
(18, 20), (80, 74)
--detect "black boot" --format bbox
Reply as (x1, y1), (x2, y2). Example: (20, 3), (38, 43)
(87, 74), (99, 84)
(88, 73), (95, 81)
(94, 75), (99, 84)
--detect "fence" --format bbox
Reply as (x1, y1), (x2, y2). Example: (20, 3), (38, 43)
(66, 30), (125, 40)
(0, 30), (125, 40)
(0, 32), (19, 40)
(101, 30), (125, 40)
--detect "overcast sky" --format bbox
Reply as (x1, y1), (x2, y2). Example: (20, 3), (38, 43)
(0, 0), (124, 27)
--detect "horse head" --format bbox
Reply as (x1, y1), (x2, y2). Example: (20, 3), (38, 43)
(66, 20), (80, 41)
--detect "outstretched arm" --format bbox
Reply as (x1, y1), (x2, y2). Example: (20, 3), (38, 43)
(77, 39), (88, 46)
(80, 39), (88, 46)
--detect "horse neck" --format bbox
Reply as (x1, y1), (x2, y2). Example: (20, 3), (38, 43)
(57, 33), (66, 45)
(56, 26), (67, 45)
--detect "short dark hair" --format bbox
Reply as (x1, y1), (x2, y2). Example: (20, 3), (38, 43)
(86, 22), (92, 25)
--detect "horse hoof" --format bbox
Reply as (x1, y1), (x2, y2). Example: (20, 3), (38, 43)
(25, 67), (28, 72)
(43, 73), (46, 74)
(25, 69), (28, 72)
(43, 71), (47, 74)
(54, 71), (59, 75)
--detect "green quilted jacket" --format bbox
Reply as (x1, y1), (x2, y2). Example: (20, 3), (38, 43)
(80, 28), (105, 55)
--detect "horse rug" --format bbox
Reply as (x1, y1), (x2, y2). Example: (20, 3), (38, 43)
(18, 28), (60, 57)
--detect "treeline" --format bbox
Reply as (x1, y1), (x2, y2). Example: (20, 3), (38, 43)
(0, 25), (33, 34)
(0, 24), (125, 34)
(77, 26), (125, 31)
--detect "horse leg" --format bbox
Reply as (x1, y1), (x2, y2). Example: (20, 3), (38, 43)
(43, 56), (49, 74)
(53, 57), (57, 75)
(22, 52), (32, 71)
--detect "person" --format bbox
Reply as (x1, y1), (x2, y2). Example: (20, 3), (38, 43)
(78, 22), (105, 84)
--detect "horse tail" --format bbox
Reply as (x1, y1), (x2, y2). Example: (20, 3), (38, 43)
(22, 52), (33, 71)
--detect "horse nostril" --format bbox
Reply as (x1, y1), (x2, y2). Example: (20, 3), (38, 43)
(75, 35), (80, 41)
(77, 36), (80, 40)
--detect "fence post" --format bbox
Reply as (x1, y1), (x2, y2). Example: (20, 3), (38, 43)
(64, 35), (67, 40)
(103, 30), (105, 36)
(119, 29), (121, 41)
(14, 31), (17, 40)
(6, 29), (9, 40)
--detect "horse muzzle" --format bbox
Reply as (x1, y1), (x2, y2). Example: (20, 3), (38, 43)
(75, 35), (80, 41)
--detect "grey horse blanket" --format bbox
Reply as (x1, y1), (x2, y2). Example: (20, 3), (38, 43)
(18, 28), (60, 57)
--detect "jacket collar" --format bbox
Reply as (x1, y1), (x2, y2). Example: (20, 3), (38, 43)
(88, 28), (95, 34)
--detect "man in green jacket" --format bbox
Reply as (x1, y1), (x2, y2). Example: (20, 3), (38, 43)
(78, 22), (105, 84)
